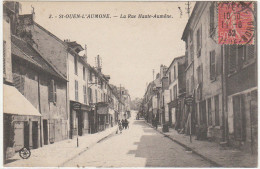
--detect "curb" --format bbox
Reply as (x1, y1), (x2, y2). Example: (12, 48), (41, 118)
(144, 121), (222, 167)
(58, 128), (117, 167)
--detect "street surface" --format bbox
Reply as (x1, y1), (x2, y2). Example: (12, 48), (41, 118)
(64, 113), (213, 167)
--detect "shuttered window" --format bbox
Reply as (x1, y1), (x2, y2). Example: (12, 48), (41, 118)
(48, 79), (57, 103)
(3, 41), (6, 76)
(210, 50), (216, 80)
(209, 2), (215, 35)
(75, 80), (78, 101)
(197, 27), (202, 57)
(83, 85), (87, 104)
(83, 67), (86, 80)
(88, 87), (92, 103)
(13, 73), (25, 95)
(74, 56), (78, 75)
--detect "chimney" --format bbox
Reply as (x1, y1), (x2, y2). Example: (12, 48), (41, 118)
(96, 55), (102, 72)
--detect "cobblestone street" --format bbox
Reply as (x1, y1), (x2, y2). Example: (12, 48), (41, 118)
(64, 117), (213, 167)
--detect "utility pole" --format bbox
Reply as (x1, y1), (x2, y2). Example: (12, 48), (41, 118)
(185, 2), (191, 18)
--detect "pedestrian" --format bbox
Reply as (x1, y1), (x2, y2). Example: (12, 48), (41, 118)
(117, 120), (123, 134)
(121, 119), (126, 129)
(125, 119), (129, 129)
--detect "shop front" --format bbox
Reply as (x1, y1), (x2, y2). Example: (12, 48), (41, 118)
(3, 84), (42, 161)
(96, 102), (109, 132)
(70, 101), (91, 139)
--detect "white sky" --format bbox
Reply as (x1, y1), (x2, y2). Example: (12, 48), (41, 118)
(20, 1), (194, 99)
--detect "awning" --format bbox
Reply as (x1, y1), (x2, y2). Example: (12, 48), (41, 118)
(3, 84), (42, 116)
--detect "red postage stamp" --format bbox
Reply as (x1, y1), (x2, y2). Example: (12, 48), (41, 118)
(218, 2), (255, 45)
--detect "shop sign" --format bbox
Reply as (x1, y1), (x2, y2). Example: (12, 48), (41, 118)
(72, 102), (81, 110)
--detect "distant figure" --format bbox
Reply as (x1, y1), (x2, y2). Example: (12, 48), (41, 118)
(117, 120), (123, 134)
(121, 119), (126, 129)
(125, 119), (129, 129)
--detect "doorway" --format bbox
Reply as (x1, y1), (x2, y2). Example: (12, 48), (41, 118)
(32, 121), (38, 149)
(77, 111), (83, 136)
(24, 122), (30, 149)
(43, 120), (48, 145)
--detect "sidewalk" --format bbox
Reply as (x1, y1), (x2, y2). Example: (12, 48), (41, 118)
(146, 122), (257, 167)
(5, 126), (118, 167)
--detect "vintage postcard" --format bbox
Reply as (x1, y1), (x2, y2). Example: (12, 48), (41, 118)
(2, 1), (257, 168)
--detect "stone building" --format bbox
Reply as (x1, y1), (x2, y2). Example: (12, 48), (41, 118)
(182, 2), (225, 141)
(11, 35), (68, 147)
(166, 56), (186, 128)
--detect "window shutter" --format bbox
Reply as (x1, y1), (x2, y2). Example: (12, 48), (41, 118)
(247, 45), (255, 59)
(228, 45), (237, 74)
(13, 73), (25, 95)
(3, 41), (6, 76)
(210, 3), (215, 34)
(49, 80), (54, 102)
(54, 81), (57, 103)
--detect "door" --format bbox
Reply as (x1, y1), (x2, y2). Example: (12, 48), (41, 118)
(24, 122), (30, 149)
(32, 121), (38, 149)
(199, 101), (207, 125)
(77, 111), (83, 136)
(250, 90), (257, 154)
(14, 122), (24, 151)
(43, 120), (48, 145)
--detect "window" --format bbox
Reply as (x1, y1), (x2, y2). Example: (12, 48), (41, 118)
(209, 2), (215, 35)
(207, 98), (212, 125)
(210, 50), (216, 80)
(233, 94), (246, 140)
(170, 89), (172, 101)
(214, 95), (219, 126)
(168, 71), (171, 84)
(74, 56), (78, 75)
(88, 87), (92, 103)
(75, 80), (78, 101)
(89, 71), (93, 82)
(197, 65), (203, 84)
(13, 73), (25, 95)
(3, 40), (6, 76)
(49, 79), (57, 103)
(174, 85), (177, 100)
(227, 45), (256, 75)
(196, 27), (202, 57)
(83, 67), (86, 80)
(190, 30), (194, 61)
(83, 85), (87, 104)
(174, 66), (176, 80)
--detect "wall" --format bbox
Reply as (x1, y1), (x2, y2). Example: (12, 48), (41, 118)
(29, 23), (68, 78)
(3, 11), (13, 84)
(68, 52), (88, 104)
(12, 57), (68, 144)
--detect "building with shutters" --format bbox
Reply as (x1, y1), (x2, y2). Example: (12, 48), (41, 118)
(3, 2), (67, 161)
(11, 34), (68, 147)
(182, 2), (225, 142)
(166, 56), (186, 129)
(181, 2), (258, 151)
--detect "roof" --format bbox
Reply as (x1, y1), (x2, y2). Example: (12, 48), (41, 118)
(4, 84), (41, 116)
(166, 55), (185, 73)
(11, 35), (67, 81)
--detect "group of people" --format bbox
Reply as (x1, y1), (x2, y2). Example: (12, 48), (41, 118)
(117, 119), (129, 134)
